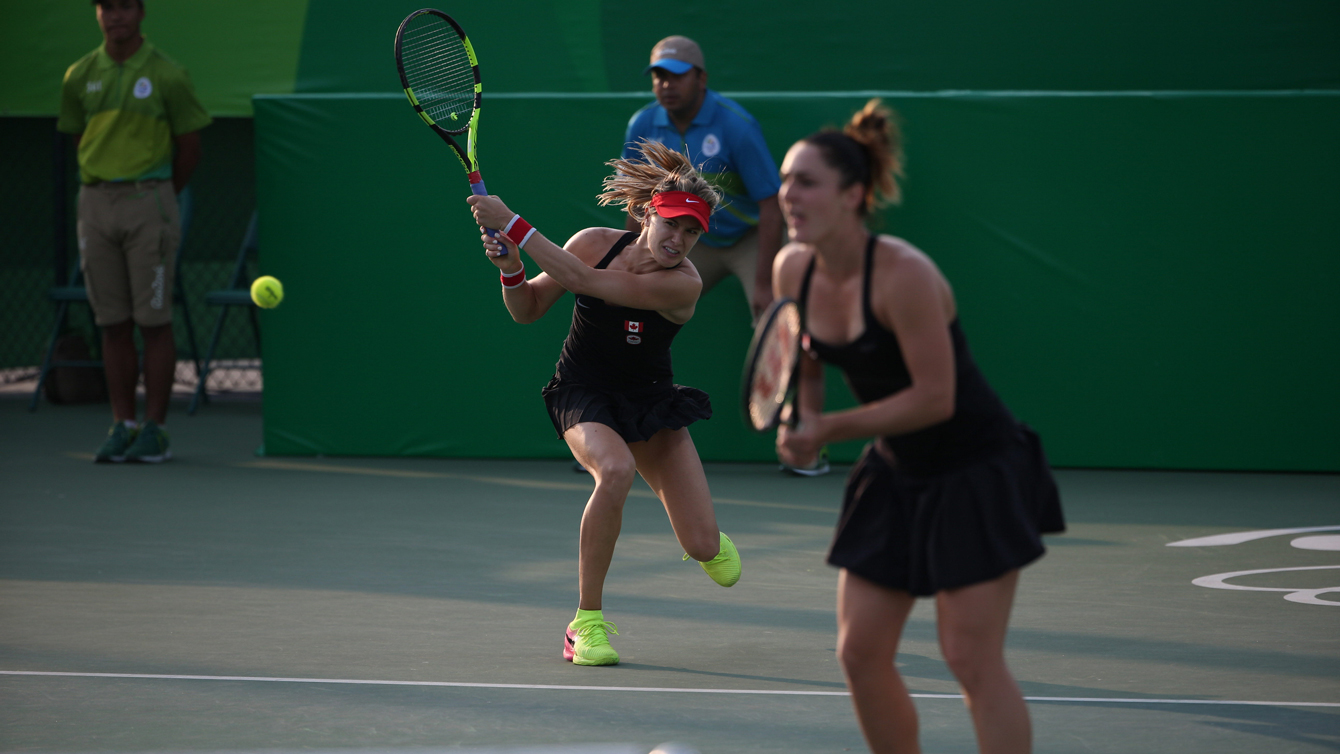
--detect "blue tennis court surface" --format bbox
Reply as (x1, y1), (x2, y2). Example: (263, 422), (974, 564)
(2, 400), (1336, 752)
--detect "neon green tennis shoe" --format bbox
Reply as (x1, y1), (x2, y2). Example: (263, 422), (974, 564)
(687, 531), (741, 587)
(564, 610), (619, 666)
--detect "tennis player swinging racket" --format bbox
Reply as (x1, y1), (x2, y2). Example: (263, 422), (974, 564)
(465, 140), (743, 668)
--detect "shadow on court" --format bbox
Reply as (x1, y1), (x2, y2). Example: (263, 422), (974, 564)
(2, 398), (1337, 753)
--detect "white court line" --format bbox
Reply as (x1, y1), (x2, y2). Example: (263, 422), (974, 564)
(236, 459), (838, 514)
(3, 671), (1337, 708)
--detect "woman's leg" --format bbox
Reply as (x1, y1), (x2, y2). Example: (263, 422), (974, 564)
(838, 570), (920, 754)
(564, 422), (637, 610)
(936, 569), (1030, 754)
(628, 427), (719, 562)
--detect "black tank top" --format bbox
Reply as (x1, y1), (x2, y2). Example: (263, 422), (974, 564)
(554, 232), (684, 391)
(800, 236), (1018, 475)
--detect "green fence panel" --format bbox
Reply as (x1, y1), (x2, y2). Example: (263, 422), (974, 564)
(6, 2), (1338, 115)
(254, 92), (1339, 470)
(293, 0), (1340, 94)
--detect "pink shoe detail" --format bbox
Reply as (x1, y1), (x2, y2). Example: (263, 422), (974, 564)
(563, 626), (577, 661)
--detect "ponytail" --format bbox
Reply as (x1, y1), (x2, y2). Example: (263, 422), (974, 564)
(804, 99), (904, 214)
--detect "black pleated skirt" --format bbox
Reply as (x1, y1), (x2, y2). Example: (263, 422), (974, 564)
(542, 375), (712, 443)
(827, 424), (1065, 596)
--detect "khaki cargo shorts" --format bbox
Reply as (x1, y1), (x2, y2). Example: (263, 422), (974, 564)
(690, 228), (761, 313)
(78, 179), (180, 327)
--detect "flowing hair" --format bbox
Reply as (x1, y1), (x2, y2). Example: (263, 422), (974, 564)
(598, 139), (723, 224)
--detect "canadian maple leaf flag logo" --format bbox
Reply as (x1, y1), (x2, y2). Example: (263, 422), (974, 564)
(626, 321), (643, 333)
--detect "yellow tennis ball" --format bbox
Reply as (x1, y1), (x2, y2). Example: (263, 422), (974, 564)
(251, 275), (284, 308)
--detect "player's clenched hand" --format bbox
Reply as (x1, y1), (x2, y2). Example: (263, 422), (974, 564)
(466, 194), (515, 230)
(481, 228), (521, 272)
(777, 408), (823, 468)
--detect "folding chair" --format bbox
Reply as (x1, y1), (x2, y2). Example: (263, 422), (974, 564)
(29, 186), (201, 410)
(188, 210), (260, 415)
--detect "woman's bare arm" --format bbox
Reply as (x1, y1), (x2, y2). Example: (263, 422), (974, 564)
(471, 195), (701, 321)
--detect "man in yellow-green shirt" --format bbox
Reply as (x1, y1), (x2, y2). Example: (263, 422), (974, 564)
(58, 0), (212, 463)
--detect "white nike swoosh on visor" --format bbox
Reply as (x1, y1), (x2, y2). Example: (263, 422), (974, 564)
(685, 199), (699, 203)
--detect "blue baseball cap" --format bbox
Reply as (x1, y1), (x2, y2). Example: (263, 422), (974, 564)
(644, 36), (705, 75)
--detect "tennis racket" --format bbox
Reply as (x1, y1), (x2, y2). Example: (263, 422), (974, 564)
(741, 297), (804, 432)
(393, 9), (506, 253)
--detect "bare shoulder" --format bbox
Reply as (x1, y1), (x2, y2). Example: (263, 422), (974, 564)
(872, 235), (955, 318)
(773, 242), (815, 298)
(874, 235), (945, 288)
(565, 227), (630, 266)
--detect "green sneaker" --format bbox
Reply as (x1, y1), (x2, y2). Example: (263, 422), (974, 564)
(564, 610), (619, 666)
(124, 421), (171, 463)
(95, 422), (138, 463)
(686, 531), (741, 587)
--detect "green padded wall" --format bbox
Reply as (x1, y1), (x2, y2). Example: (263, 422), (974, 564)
(294, 1), (1340, 93)
(255, 92), (1339, 471)
(7, 0), (1337, 470)
(5, 2), (1337, 115)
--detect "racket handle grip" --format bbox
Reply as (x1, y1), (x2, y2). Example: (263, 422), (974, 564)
(469, 175), (506, 256)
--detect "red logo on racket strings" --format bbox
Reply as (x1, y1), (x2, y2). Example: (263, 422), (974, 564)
(755, 372), (778, 402)
(626, 320), (643, 345)
(753, 334), (794, 402)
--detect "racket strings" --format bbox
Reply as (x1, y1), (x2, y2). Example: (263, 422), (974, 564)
(747, 305), (802, 429)
(402, 41), (473, 96)
(402, 30), (470, 77)
(401, 20), (472, 78)
(400, 17), (476, 127)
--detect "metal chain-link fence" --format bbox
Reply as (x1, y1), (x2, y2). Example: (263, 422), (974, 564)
(1, 117), (262, 401)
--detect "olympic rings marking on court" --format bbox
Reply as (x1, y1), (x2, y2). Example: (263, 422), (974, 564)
(1292, 535), (1340, 551)
(1166, 525), (1340, 548)
(1169, 527), (1340, 607)
(1191, 565), (1340, 607)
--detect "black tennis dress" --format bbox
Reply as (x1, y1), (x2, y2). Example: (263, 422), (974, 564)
(542, 232), (712, 443)
(801, 236), (1065, 596)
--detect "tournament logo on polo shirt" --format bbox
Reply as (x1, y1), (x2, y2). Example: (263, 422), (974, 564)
(133, 77), (153, 99)
(701, 133), (721, 157)
(625, 320), (643, 345)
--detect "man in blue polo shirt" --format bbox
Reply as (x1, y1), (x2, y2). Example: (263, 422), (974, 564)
(622, 36), (828, 476)
(623, 36), (784, 323)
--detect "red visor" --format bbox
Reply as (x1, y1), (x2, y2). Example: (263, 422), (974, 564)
(649, 191), (712, 232)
